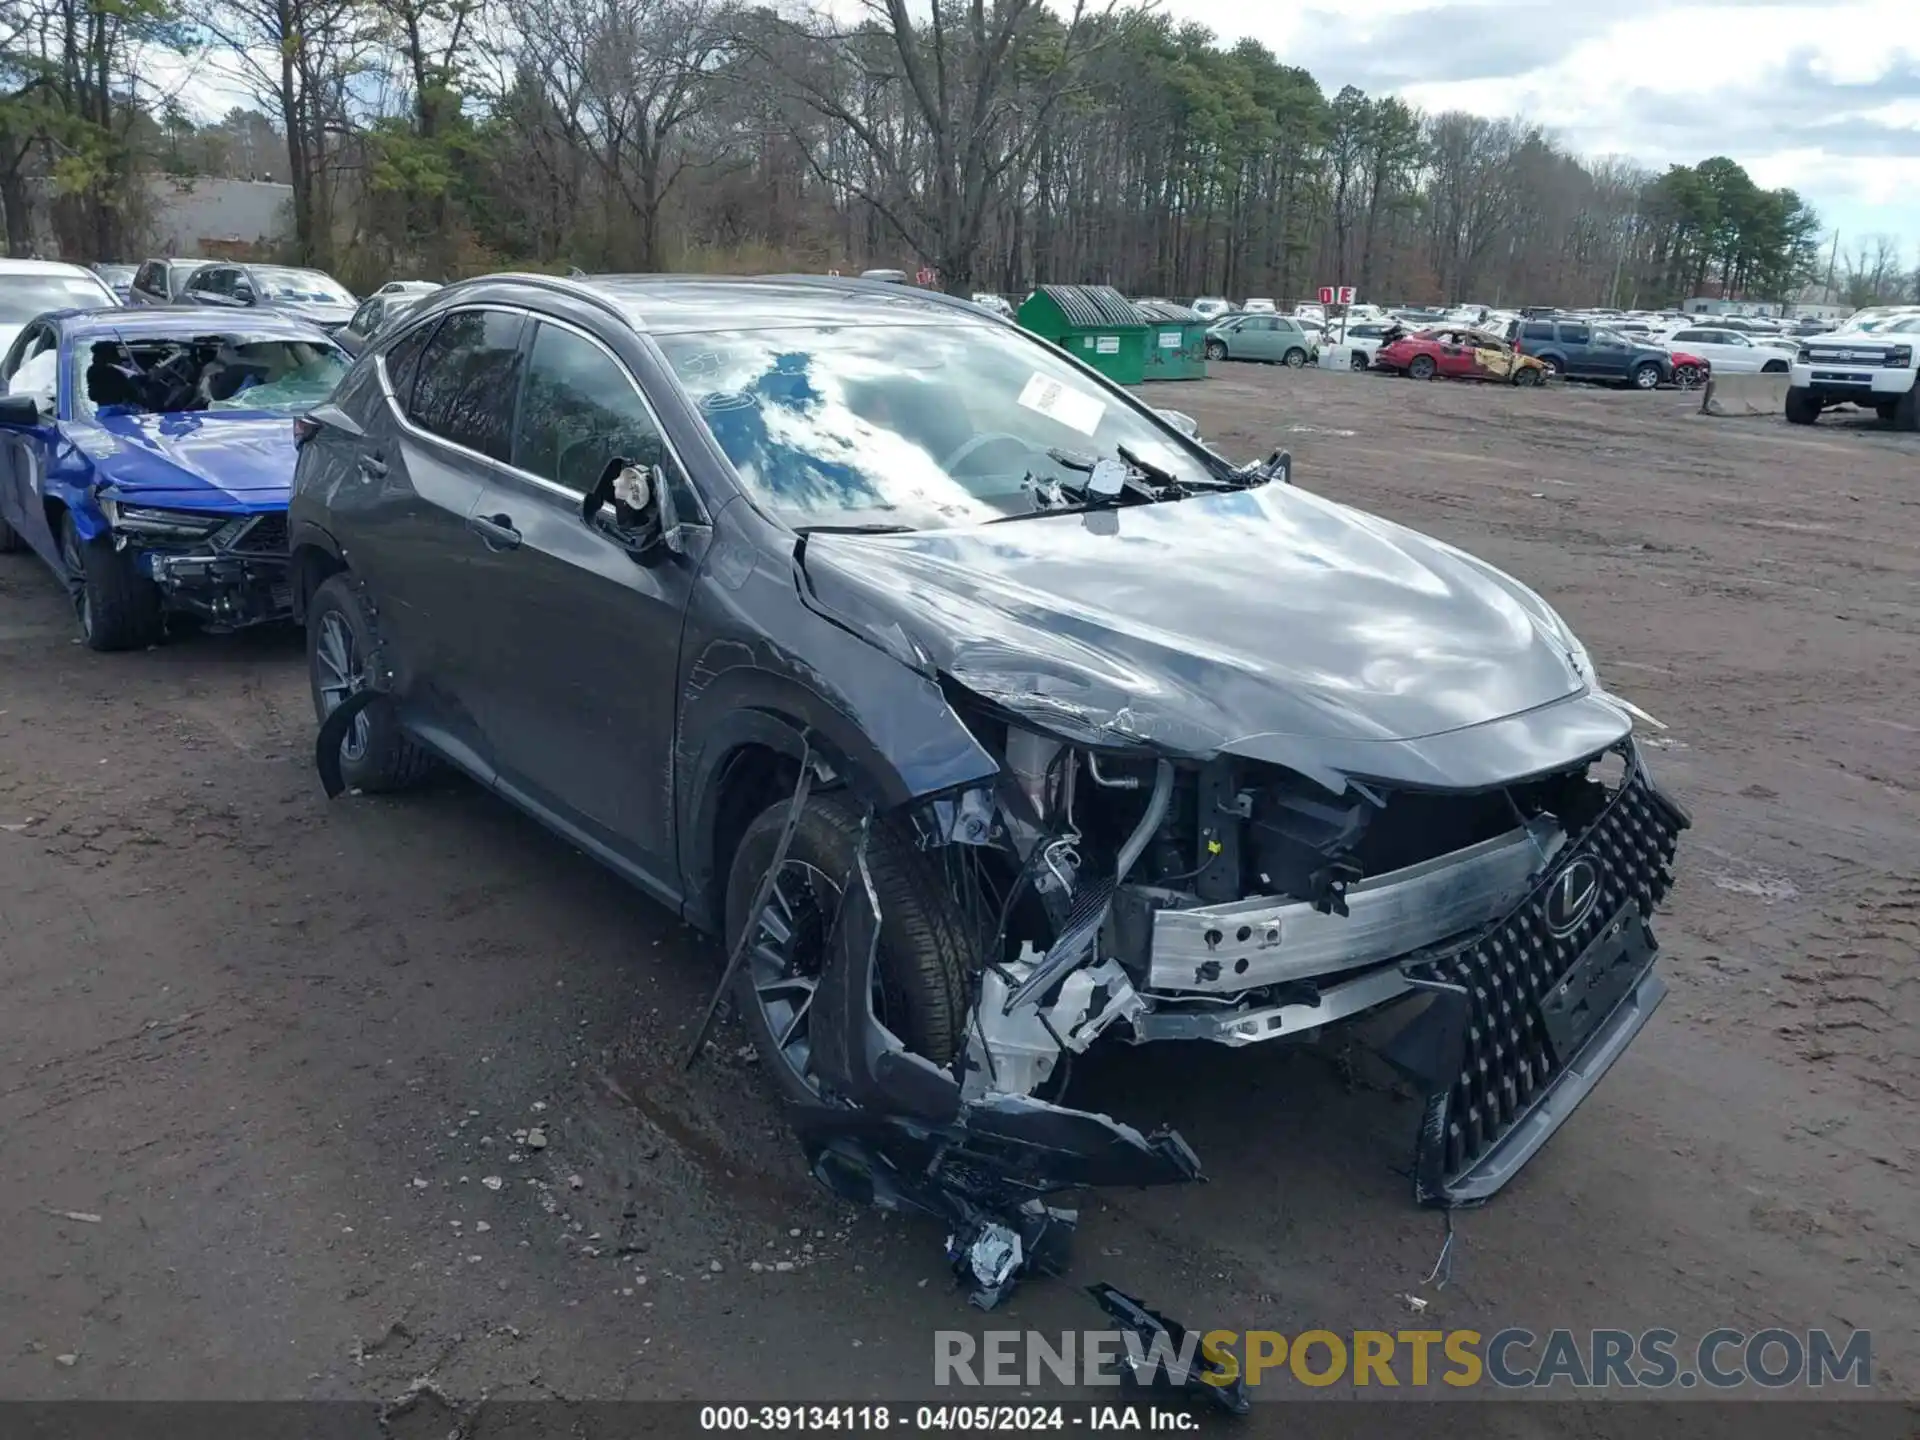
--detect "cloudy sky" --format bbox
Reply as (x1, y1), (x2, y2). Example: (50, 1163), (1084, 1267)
(1155, 0), (1920, 250)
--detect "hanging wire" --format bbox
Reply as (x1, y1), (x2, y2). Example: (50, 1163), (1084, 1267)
(1421, 1208), (1457, 1290)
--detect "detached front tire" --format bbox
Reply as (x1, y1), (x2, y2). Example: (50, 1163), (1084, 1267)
(62, 512), (162, 652)
(725, 789), (971, 1107)
(1784, 386), (1821, 426)
(306, 573), (433, 793)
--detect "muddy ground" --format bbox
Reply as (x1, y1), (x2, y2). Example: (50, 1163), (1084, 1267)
(0, 365), (1914, 1419)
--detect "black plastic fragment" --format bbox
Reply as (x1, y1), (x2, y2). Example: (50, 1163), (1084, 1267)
(315, 689), (378, 798)
(1087, 1283), (1251, 1415)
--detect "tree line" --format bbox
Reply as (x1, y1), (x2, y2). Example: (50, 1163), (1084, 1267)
(4, 0), (1914, 309)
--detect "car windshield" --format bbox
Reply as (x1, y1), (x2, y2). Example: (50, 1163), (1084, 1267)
(78, 332), (350, 417)
(96, 265), (135, 285)
(252, 267), (354, 304)
(656, 323), (1220, 530)
(0, 273), (117, 322)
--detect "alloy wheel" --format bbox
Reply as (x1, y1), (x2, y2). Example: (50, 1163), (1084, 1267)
(746, 859), (845, 1091)
(313, 610), (372, 761)
(59, 520), (92, 641)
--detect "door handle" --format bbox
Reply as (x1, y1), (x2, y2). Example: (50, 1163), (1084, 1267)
(469, 512), (521, 550)
(356, 453), (387, 479)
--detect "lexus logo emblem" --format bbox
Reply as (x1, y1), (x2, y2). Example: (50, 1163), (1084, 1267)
(1546, 858), (1601, 935)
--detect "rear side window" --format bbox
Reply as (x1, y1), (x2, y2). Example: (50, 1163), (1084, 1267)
(134, 262), (161, 296)
(1556, 323), (1591, 344)
(1522, 322), (1553, 341)
(408, 309), (525, 461)
(1671, 329), (1706, 342)
(381, 318), (436, 409)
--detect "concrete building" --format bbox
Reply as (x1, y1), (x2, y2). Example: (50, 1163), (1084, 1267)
(145, 176), (291, 257)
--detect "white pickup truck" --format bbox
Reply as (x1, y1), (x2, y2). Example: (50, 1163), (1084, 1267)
(1786, 315), (1920, 428)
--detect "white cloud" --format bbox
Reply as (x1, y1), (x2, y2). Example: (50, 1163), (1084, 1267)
(1150, 0), (1920, 244)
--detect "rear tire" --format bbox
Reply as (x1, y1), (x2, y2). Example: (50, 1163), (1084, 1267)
(1349, 351), (1367, 371)
(1784, 387), (1821, 426)
(1893, 387), (1920, 433)
(1283, 347), (1307, 368)
(306, 573), (433, 792)
(1761, 359), (1788, 375)
(1408, 354), (1437, 380)
(64, 512), (163, 652)
(1672, 364), (1703, 390)
(1539, 356), (1564, 378)
(725, 790), (971, 1106)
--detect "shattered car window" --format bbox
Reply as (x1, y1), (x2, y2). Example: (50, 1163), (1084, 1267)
(79, 335), (350, 418)
(656, 325), (1217, 529)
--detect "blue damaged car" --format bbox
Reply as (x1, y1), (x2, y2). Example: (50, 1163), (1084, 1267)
(0, 306), (348, 649)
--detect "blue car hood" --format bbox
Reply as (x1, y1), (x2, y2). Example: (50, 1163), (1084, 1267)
(89, 411), (295, 511)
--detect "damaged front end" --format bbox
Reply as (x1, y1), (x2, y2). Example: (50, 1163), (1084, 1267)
(95, 494), (292, 627)
(747, 699), (1686, 1306)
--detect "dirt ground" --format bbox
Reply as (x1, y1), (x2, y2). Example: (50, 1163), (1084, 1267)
(0, 365), (1914, 1419)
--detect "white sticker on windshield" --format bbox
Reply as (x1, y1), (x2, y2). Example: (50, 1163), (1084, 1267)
(1017, 373), (1105, 437)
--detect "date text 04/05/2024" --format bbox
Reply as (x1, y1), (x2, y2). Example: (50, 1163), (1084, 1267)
(698, 1405), (1194, 1431)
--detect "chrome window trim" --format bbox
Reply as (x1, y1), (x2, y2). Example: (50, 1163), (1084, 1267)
(374, 302), (710, 524)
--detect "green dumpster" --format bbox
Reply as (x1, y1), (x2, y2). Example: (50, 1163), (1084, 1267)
(1134, 300), (1209, 381)
(1017, 284), (1149, 385)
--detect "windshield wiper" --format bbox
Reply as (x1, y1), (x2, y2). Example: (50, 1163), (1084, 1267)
(791, 522), (918, 536)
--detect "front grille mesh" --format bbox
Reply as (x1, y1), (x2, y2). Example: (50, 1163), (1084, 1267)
(228, 513), (289, 555)
(1417, 757), (1684, 1185)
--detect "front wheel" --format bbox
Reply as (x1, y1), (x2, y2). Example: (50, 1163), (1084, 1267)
(1283, 347), (1307, 368)
(1762, 359), (1789, 375)
(1672, 364), (1704, 390)
(306, 574), (434, 792)
(1783, 386), (1821, 426)
(63, 512), (163, 652)
(1632, 362), (1662, 390)
(1892, 387), (1920, 433)
(1512, 365), (1543, 388)
(1204, 339), (1227, 361)
(1349, 350), (1368, 371)
(725, 790), (971, 1105)
(1408, 354), (1437, 380)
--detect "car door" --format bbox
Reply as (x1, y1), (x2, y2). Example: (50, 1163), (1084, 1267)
(1554, 322), (1596, 375)
(1708, 331), (1763, 372)
(456, 316), (707, 894)
(1432, 330), (1476, 377)
(1226, 316), (1270, 360)
(1587, 331), (1632, 380)
(0, 323), (64, 568)
(316, 307), (528, 777)
(186, 266), (231, 306)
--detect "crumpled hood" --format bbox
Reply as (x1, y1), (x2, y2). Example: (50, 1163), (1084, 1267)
(798, 484), (1592, 757)
(90, 411), (295, 508)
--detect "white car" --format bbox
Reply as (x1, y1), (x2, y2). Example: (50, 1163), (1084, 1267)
(1243, 297), (1276, 312)
(1660, 324), (1793, 375)
(0, 258), (118, 357)
(971, 292), (1014, 318)
(1788, 315), (1920, 427)
(376, 280), (441, 296)
(1188, 297), (1231, 321)
(1336, 321), (1401, 368)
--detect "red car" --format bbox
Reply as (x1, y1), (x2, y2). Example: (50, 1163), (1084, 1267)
(1374, 326), (1547, 385)
(1666, 350), (1711, 389)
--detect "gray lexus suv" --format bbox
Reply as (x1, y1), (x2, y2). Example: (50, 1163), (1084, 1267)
(289, 272), (1688, 1307)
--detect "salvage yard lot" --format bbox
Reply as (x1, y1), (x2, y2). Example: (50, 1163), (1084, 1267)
(0, 366), (1914, 1412)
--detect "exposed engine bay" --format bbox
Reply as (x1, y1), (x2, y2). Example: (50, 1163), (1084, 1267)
(716, 713), (1686, 1312)
(82, 336), (346, 416)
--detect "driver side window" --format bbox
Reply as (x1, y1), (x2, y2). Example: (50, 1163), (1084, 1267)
(511, 321), (702, 521)
(5, 324), (57, 399)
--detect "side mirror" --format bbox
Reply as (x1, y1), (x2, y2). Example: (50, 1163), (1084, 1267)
(233, 286), (255, 305)
(0, 393), (45, 427)
(582, 454), (668, 560)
